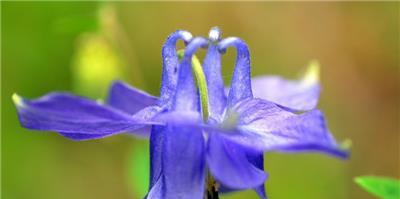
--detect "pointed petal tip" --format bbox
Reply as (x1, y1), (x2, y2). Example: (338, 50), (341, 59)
(340, 138), (352, 150)
(303, 60), (320, 85)
(321, 143), (350, 160)
(336, 139), (352, 159)
(12, 93), (24, 107)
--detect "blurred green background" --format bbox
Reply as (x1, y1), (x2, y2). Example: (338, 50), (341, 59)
(2, 2), (399, 199)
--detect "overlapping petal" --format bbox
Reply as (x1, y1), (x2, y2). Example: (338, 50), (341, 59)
(218, 37), (253, 107)
(203, 28), (226, 119)
(147, 30), (194, 196)
(221, 98), (348, 158)
(149, 126), (166, 189)
(13, 92), (160, 140)
(217, 36), (270, 197)
(107, 80), (158, 115)
(251, 62), (320, 111)
(246, 153), (267, 199)
(251, 76), (320, 111)
(146, 175), (164, 199)
(149, 34), (207, 199)
(173, 37), (208, 112)
(160, 30), (193, 106)
(163, 125), (206, 199)
(207, 133), (267, 190)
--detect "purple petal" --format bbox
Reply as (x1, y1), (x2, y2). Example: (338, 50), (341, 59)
(222, 98), (348, 158)
(218, 37), (253, 107)
(149, 126), (166, 190)
(107, 80), (158, 115)
(207, 133), (267, 189)
(232, 98), (292, 125)
(147, 30), (195, 195)
(13, 93), (159, 140)
(218, 153), (267, 199)
(204, 29), (226, 119)
(58, 132), (115, 141)
(148, 31), (195, 194)
(154, 111), (202, 127)
(173, 37), (208, 112)
(160, 30), (192, 106)
(146, 174), (164, 199)
(163, 125), (206, 199)
(246, 153), (267, 199)
(251, 75), (320, 111)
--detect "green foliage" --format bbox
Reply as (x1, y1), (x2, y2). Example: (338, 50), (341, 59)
(53, 14), (99, 35)
(71, 33), (125, 98)
(71, 4), (129, 99)
(355, 176), (400, 199)
(129, 140), (150, 197)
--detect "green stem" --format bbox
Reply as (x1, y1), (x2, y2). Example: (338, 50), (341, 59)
(177, 50), (219, 199)
(206, 171), (220, 199)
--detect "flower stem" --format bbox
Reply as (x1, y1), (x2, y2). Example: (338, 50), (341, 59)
(206, 171), (220, 199)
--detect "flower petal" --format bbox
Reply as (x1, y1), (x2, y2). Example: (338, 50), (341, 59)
(163, 125), (206, 199)
(149, 126), (166, 190)
(218, 153), (267, 199)
(207, 133), (267, 190)
(58, 132), (115, 141)
(247, 153), (267, 199)
(13, 93), (159, 139)
(146, 168), (165, 199)
(173, 37), (208, 112)
(222, 98), (348, 158)
(147, 30), (199, 197)
(160, 30), (193, 106)
(204, 35), (226, 119)
(218, 37), (253, 107)
(251, 62), (320, 111)
(107, 80), (158, 115)
(251, 76), (319, 111)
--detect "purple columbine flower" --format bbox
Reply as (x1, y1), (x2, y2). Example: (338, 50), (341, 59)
(13, 28), (348, 199)
(146, 28), (348, 199)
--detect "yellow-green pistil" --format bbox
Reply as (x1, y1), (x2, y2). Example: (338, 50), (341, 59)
(177, 50), (209, 121)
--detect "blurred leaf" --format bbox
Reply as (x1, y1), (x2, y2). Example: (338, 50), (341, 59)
(70, 4), (143, 99)
(355, 176), (400, 199)
(129, 141), (150, 197)
(72, 34), (126, 98)
(53, 14), (99, 34)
